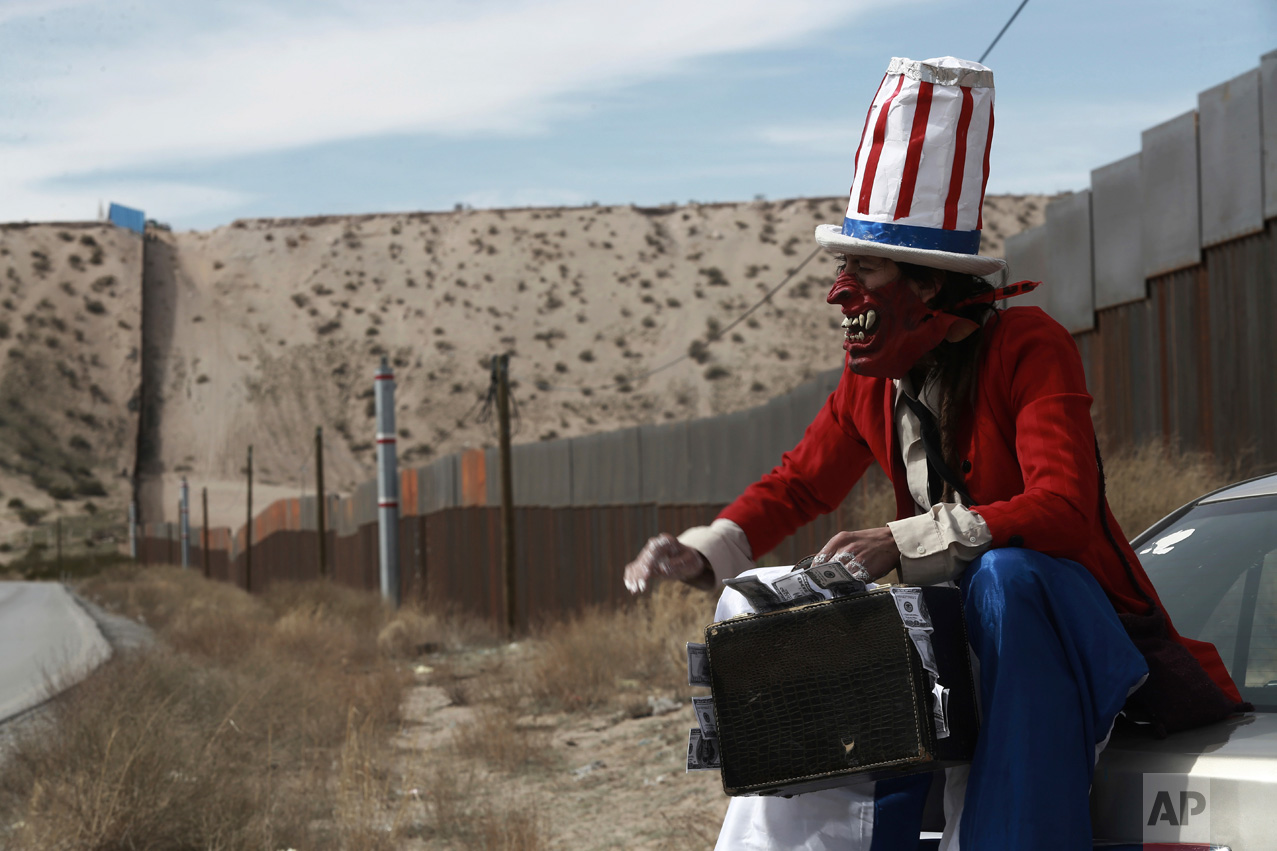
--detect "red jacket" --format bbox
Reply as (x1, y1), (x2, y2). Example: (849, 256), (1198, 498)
(719, 306), (1241, 703)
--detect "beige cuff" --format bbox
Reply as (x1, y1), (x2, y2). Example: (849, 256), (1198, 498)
(678, 519), (755, 585)
(888, 505), (992, 585)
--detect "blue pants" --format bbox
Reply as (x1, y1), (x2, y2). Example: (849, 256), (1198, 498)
(715, 549), (1148, 850)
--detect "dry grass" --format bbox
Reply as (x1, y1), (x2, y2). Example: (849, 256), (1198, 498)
(0, 650), (314, 849)
(452, 707), (553, 773)
(1103, 440), (1233, 538)
(411, 761), (545, 850)
(0, 441), (1238, 849)
(0, 566), (421, 850)
(516, 581), (716, 714)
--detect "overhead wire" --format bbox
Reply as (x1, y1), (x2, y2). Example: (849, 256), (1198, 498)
(481, 5), (1025, 400)
(979, 0), (1031, 64)
(536, 245), (823, 394)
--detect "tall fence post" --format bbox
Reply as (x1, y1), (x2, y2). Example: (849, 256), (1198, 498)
(246, 445), (254, 593)
(179, 477), (190, 569)
(316, 426), (328, 579)
(128, 500), (138, 560)
(375, 358), (401, 607)
(201, 486), (210, 578)
(495, 353), (516, 637)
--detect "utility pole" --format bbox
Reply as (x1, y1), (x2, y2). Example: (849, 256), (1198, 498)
(316, 426), (327, 579)
(246, 445), (254, 593)
(179, 477), (190, 569)
(128, 500), (138, 561)
(494, 353), (516, 638)
(375, 358), (401, 607)
(202, 486), (210, 578)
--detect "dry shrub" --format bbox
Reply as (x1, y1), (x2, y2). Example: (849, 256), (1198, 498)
(2, 566), (417, 848)
(521, 581), (716, 713)
(1103, 440), (1232, 538)
(377, 602), (498, 658)
(335, 708), (412, 850)
(469, 804), (544, 851)
(0, 651), (315, 850)
(452, 707), (552, 772)
(417, 762), (543, 850)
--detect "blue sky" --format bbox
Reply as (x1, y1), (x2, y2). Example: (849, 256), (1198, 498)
(1, 0), (1273, 229)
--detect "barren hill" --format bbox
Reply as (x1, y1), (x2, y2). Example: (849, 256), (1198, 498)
(0, 194), (1051, 539)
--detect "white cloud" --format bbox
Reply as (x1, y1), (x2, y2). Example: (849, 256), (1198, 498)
(0, 0), (876, 222)
(757, 94), (1195, 195)
(757, 122), (864, 155)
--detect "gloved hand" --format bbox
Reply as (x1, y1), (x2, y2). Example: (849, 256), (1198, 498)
(623, 533), (713, 594)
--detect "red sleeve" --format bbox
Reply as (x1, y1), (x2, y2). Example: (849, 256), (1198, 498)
(970, 313), (1100, 559)
(718, 378), (876, 559)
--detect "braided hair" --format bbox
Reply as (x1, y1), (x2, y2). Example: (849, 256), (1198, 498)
(897, 263), (999, 502)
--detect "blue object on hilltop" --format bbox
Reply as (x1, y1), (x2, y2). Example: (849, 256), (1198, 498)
(107, 203), (145, 234)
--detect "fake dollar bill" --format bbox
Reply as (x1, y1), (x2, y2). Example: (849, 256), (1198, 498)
(803, 560), (869, 596)
(686, 728), (722, 772)
(771, 571), (823, 606)
(722, 575), (782, 612)
(691, 695), (718, 739)
(686, 642), (711, 687)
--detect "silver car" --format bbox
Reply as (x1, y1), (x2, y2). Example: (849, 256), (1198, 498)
(1090, 473), (1277, 849)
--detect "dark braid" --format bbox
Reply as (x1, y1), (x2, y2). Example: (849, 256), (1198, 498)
(898, 263), (998, 503)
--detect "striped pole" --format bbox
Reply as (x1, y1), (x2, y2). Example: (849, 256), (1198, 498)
(179, 477), (190, 569)
(375, 357), (401, 607)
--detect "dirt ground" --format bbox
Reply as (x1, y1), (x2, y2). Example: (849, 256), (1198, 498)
(392, 642), (728, 850)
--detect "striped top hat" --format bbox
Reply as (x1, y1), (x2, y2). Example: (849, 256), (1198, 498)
(815, 56), (1005, 279)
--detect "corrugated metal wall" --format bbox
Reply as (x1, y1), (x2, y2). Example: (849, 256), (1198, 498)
(139, 50), (1277, 626)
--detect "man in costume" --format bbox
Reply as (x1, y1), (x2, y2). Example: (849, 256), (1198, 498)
(624, 56), (1244, 849)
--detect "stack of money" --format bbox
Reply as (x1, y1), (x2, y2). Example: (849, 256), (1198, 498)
(723, 558), (867, 614)
(685, 642), (721, 772)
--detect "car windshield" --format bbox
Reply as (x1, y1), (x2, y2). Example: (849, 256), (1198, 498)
(1134, 493), (1277, 711)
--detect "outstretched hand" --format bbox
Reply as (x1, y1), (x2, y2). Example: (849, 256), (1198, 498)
(623, 533), (713, 595)
(815, 526), (900, 583)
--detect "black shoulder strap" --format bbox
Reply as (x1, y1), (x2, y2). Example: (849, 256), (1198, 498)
(900, 391), (973, 507)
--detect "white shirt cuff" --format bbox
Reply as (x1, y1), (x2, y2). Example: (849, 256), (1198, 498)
(888, 505), (992, 585)
(678, 519), (755, 585)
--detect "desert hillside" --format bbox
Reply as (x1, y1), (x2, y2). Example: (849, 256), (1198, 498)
(0, 194), (1052, 537)
(0, 223), (142, 543)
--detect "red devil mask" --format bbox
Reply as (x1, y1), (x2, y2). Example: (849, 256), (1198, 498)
(826, 266), (960, 379)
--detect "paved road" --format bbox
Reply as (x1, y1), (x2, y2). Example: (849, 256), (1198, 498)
(0, 582), (111, 722)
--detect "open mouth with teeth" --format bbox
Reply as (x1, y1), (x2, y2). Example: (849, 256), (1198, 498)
(841, 309), (879, 351)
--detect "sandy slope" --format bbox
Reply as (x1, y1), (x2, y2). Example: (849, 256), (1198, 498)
(0, 224), (142, 544)
(0, 195), (1052, 535)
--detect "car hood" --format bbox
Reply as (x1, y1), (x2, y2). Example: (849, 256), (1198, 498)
(1092, 713), (1277, 848)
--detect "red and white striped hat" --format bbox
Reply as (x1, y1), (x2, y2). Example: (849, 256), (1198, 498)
(815, 56), (1006, 278)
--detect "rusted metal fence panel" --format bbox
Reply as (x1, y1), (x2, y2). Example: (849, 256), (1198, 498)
(512, 438), (573, 506)
(1141, 111), (1201, 277)
(1006, 224), (1049, 310)
(421, 454), (460, 513)
(639, 421), (691, 504)
(1198, 68), (1264, 247)
(1092, 153), (1145, 310)
(1046, 191), (1095, 333)
(1262, 50), (1277, 221)
(570, 428), (642, 505)
(1204, 225), (1277, 468)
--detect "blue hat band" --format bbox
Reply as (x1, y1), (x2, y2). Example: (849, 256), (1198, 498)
(841, 218), (982, 255)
